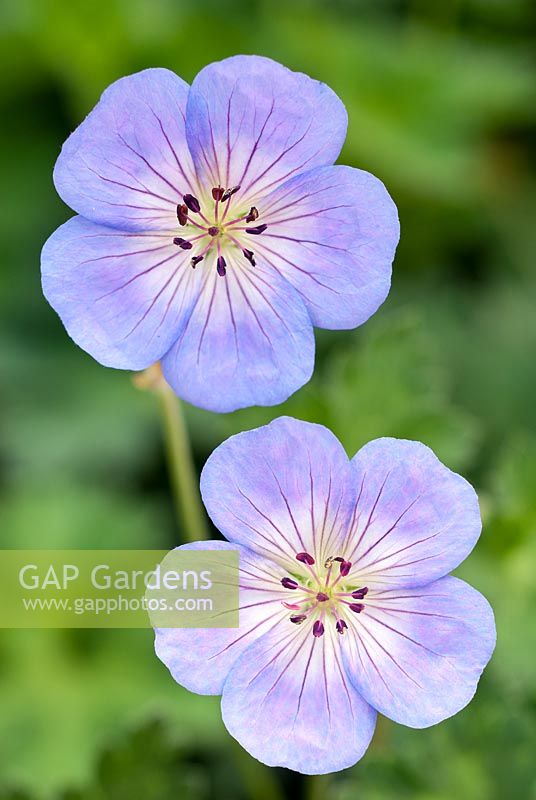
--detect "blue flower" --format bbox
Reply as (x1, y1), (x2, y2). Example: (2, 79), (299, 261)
(41, 56), (399, 412)
(155, 417), (495, 774)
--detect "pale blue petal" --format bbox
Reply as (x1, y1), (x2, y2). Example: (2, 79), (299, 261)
(347, 438), (482, 588)
(155, 541), (290, 695)
(221, 623), (376, 773)
(186, 55), (347, 197)
(200, 417), (356, 568)
(161, 258), (314, 412)
(254, 165), (399, 329)
(53, 69), (197, 231)
(41, 216), (200, 369)
(341, 577), (496, 727)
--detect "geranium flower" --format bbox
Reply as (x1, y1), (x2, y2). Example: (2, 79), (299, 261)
(41, 56), (399, 412)
(155, 417), (495, 774)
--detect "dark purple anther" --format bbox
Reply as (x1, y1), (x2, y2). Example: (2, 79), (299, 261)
(246, 206), (259, 222)
(176, 204), (188, 226)
(312, 620), (325, 637)
(349, 602), (364, 613)
(191, 255), (204, 268)
(217, 256), (227, 277)
(245, 224), (268, 235)
(208, 226), (220, 237)
(351, 587), (368, 599)
(174, 237), (193, 250)
(212, 186), (225, 201)
(290, 614), (307, 625)
(316, 592), (329, 602)
(281, 577), (299, 590)
(243, 249), (256, 267)
(336, 619), (348, 634)
(173, 237), (193, 249)
(221, 185), (240, 202)
(296, 552), (315, 566)
(183, 194), (201, 213)
(339, 560), (352, 577)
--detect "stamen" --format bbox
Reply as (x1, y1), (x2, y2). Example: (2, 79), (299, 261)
(296, 552), (315, 566)
(336, 619), (348, 635)
(212, 187), (225, 201)
(183, 194), (201, 213)
(242, 249), (256, 267)
(316, 592), (329, 602)
(312, 620), (325, 637)
(221, 185), (240, 202)
(191, 255), (204, 268)
(281, 577), (299, 590)
(348, 602), (364, 613)
(336, 587), (369, 599)
(245, 224), (268, 235)
(282, 601), (302, 610)
(217, 256), (227, 277)
(339, 560), (352, 577)
(173, 237), (193, 250)
(176, 204), (188, 226)
(246, 206), (259, 222)
(290, 614), (307, 625)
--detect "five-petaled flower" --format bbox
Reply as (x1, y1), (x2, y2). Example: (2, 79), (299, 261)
(41, 56), (399, 412)
(155, 417), (495, 774)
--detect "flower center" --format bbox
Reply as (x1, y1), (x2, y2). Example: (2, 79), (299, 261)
(172, 186), (267, 276)
(280, 552), (369, 638)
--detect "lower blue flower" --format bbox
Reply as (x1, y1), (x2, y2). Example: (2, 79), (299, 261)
(155, 417), (496, 774)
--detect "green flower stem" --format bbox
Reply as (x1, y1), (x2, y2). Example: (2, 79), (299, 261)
(306, 775), (332, 800)
(229, 739), (284, 800)
(157, 378), (209, 542)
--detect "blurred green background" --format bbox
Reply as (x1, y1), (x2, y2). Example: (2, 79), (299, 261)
(1, 0), (535, 798)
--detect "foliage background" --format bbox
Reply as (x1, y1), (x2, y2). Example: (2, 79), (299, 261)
(0, 0), (535, 797)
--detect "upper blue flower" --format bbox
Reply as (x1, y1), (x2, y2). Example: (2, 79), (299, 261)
(41, 56), (399, 412)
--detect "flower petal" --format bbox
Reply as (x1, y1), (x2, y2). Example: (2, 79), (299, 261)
(155, 541), (290, 695)
(41, 216), (200, 369)
(160, 259), (314, 412)
(53, 69), (197, 231)
(200, 417), (355, 568)
(221, 623), (376, 774)
(346, 438), (482, 588)
(185, 55), (347, 197)
(253, 165), (399, 329)
(342, 577), (496, 727)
